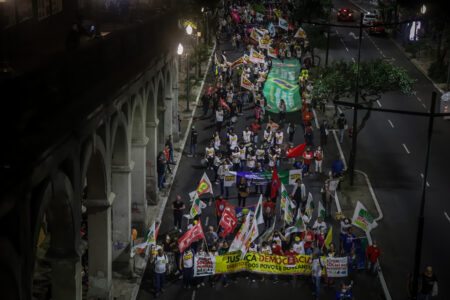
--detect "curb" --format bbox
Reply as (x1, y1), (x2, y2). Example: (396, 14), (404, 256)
(130, 42), (217, 300)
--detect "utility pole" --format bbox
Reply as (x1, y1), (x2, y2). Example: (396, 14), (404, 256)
(185, 53), (191, 112)
(411, 92), (437, 299)
(348, 13), (364, 185)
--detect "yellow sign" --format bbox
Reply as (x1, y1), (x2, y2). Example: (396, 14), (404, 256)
(215, 252), (326, 275)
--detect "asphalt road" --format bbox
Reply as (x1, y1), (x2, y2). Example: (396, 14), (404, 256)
(136, 2), (450, 299)
(331, 0), (450, 298)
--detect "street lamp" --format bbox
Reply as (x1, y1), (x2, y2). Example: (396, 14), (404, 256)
(420, 4), (426, 14)
(178, 42), (190, 112)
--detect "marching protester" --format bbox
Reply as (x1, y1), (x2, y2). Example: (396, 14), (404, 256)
(141, 2), (382, 297)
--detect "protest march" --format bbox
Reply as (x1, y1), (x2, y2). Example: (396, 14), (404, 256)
(134, 1), (382, 299)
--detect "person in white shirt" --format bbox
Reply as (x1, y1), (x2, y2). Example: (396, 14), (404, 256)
(231, 147), (241, 171)
(263, 127), (273, 145)
(238, 144), (246, 169)
(292, 236), (305, 255)
(213, 153), (222, 182)
(216, 108), (224, 132)
(228, 130), (238, 151)
(154, 248), (168, 296)
(243, 127), (253, 144)
(311, 253), (324, 299)
(312, 216), (327, 234)
(213, 132), (221, 151)
(180, 248), (195, 289)
(268, 150), (277, 168)
(205, 142), (215, 170)
(246, 151), (256, 171)
(256, 146), (266, 166)
(275, 129), (284, 146)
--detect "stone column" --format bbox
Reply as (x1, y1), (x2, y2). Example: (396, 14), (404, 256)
(51, 257), (82, 300)
(164, 96), (173, 142)
(131, 137), (148, 230)
(86, 194), (114, 299)
(172, 86), (180, 142)
(111, 163), (133, 264)
(157, 105), (166, 152)
(146, 121), (158, 205)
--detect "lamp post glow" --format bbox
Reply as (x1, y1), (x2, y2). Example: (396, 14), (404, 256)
(420, 4), (426, 15)
(177, 43), (184, 55)
(178, 42), (190, 112)
(186, 24), (193, 35)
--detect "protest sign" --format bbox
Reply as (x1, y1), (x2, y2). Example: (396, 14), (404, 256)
(194, 254), (216, 277)
(224, 172), (237, 187)
(352, 201), (378, 233)
(214, 252), (326, 275)
(325, 257), (348, 278)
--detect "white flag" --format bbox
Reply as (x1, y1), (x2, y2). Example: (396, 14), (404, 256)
(305, 192), (314, 218)
(317, 200), (326, 220)
(254, 194), (265, 225)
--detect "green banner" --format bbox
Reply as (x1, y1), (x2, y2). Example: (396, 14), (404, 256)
(263, 59), (302, 113)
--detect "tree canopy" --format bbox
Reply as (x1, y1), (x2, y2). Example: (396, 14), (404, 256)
(312, 59), (415, 132)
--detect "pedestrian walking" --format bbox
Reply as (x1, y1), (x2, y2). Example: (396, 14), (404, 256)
(237, 177), (249, 207)
(337, 113), (347, 144)
(189, 126), (198, 157)
(180, 247), (195, 289)
(319, 120), (329, 147)
(314, 146), (324, 174)
(311, 253), (323, 300)
(418, 266), (438, 299)
(287, 122), (295, 144)
(153, 248), (169, 297)
(366, 240), (381, 274)
(278, 99), (287, 124)
(172, 195), (185, 231)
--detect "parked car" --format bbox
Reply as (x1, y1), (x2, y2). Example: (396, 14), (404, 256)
(362, 12), (379, 26)
(368, 21), (386, 35)
(337, 8), (354, 22)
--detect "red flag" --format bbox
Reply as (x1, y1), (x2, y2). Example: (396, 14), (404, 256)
(220, 98), (231, 111)
(178, 222), (205, 253)
(219, 207), (238, 237)
(287, 143), (307, 158)
(271, 167), (281, 199)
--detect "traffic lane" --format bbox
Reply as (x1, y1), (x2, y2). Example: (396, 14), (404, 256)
(353, 111), (425, 300)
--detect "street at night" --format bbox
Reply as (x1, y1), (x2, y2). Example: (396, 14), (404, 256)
(1, 1), (449, 300)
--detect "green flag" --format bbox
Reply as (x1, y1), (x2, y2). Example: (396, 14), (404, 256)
(263, 59), (302, 113)
(189, 192), (206, 218)
(317, 200), (326, 220)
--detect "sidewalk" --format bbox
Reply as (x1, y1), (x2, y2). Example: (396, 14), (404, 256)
(110, 43), (216, 300)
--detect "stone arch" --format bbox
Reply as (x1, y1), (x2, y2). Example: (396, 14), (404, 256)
(155, 74), (166, 152)
(80, 135), (112, 299)
(31, 171), (81, 300)
(145, 80), (158, 205)
(130, 93), (147, 230)
(110, 113), (132, 273)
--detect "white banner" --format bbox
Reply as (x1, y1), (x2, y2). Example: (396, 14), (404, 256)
(194, 254), (216, 277)
(325, 257), (348, 278)
(224, 171), (236, 187)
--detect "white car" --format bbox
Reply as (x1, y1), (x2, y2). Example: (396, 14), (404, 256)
(363, 13), (379, 26)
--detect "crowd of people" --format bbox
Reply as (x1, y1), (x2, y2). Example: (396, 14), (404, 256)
(144, 1), (438, 300)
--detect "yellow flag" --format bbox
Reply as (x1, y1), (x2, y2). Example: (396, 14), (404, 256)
(324, 227), (333, 249)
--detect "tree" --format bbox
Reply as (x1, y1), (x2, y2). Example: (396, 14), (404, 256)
(312, 59), (415, 133)
(292, 0), (332, 23)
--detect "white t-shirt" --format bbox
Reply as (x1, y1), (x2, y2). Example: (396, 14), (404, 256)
(243, 130), (252, 143)
(313, 220), (327, 233)
(311, 257), (323, 277)
(275, 132), (284, 145)
(154, 254), (168, 274)
(256, 149), (265, 160)
(229, 134), (238, 150)
(232, 151), (240, 164)
(247, 155), (256, 168)
(239, 146), (246, 160)
(293, 241), (305, 255)
(216, 110), (224, 122)
(183, 250), (194, 268)
(214, 136), (221, 149)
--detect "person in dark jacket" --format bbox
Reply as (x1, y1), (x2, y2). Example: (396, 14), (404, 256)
(189, 126), (198, 157)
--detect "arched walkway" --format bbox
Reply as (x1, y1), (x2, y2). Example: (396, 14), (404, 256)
(82, 138), (112, 299)
(31, 171), (81, 300)
(131, 95), (148, 231)
(146, 83), (158, 205)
